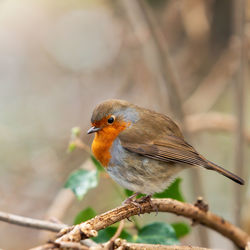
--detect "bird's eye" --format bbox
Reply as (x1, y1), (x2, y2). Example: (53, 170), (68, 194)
(107, 115), (115, 124)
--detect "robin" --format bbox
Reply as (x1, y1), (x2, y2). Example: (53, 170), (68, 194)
(87, 99), (244, 204)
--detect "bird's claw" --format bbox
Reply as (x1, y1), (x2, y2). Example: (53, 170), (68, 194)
(138, 195), (158, 215)
(123, 192), (142, 216)
(123, 193), (158, 216)
(122, 192), (139, 205)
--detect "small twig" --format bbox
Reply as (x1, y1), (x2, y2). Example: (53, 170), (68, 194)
(192, 197), (209, 226)
(99, 220), (125, 250)
(0, 210), (66, 232)
(110, 220), (125, 242)
(30, 242), (89, 250)
(70, 138), (91, 154)
(32, 241), (211, 250)
(194, 197), (209, 213)
(114, 239), (210, 250)
(29, 243), (55, 250)
(0, 210), (98, 249)
(32, 239), (99, 250)
(55, 198), (250, 249)
(57, 242), (89, 250)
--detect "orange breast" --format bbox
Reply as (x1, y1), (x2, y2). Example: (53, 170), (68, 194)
(91, 121), (129, 167)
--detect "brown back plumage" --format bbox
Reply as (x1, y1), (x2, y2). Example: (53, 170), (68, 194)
(118, 105), (244, 185)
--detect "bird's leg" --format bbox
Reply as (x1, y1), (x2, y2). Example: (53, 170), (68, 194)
(123, 192), (143, 215)
(122, 192), (140, 205)
(123, 193), (158, 216)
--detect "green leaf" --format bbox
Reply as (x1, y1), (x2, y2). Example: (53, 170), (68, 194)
(65, 169), (99, 200)
(153, 178), (185, 202)
(171, 222), (191, 238)
(68, 142), (76, 153)
(124, 189), (144, 199)
(124, 189), (133, 197)
(136, 222), (179, 245)
(93, 227), (132, 243)
(74, 207), (97, 225)
(91, 155), (104, 172)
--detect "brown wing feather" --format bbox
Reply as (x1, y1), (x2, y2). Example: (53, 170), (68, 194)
(121, 134), (205, 166)
(119, 133), (244, 185)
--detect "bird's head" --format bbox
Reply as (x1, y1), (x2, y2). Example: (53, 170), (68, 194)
(87, 99), (139, 135)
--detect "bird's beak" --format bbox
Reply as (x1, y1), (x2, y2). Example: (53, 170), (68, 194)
(87, 126), (101, 134)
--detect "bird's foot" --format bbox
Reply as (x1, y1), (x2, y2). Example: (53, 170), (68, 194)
(123, 193), (158, 216)
(138, 195), (158, 215)
(123, 192), (143, 215)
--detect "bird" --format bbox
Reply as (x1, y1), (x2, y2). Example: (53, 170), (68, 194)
(87, 99), (244, 205)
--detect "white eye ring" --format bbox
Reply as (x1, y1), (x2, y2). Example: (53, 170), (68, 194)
(107, 115), (115, 124)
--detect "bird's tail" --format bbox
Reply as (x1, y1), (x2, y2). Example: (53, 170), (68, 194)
(201, 158), (244, 185)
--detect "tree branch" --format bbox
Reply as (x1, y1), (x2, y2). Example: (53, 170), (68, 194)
(30, 242), (89, 250)
(183, 37), (241, 114)
(0, 210), (66, 232)
(32, 241), (211, 250)
(0, 211), (98, 249)
(185, 112), (250, 144)
(1, 198), (249, 249)
(233, 0), (247, 227)
(114, 238), (210, 250)
(55, 198), (250, 249)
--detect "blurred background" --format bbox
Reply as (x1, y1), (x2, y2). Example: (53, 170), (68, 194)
(0, 0), (249, 249)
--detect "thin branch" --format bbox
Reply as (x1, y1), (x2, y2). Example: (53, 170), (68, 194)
(30, 242), (89, 250)
(31, 241), (211, 250)
(184, 37), (241, 114)
(114, 239), (210, 250)
(185, 112), (250, 144)
(43, 189), (75, 223)
(96, 220), (126, 250)
(56, 242), (89, 250)
(0, 211), (66, 232)
(137, 0), (185, 122)
(110, 220), (124, 242)
(29, 243), (54, 250)
(119, 0), (184, 121)
(0, 210), (98, 249)
(233, 0), (247, 227)
(55, 198), (250, 249)
(71, 138), (91, 154)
